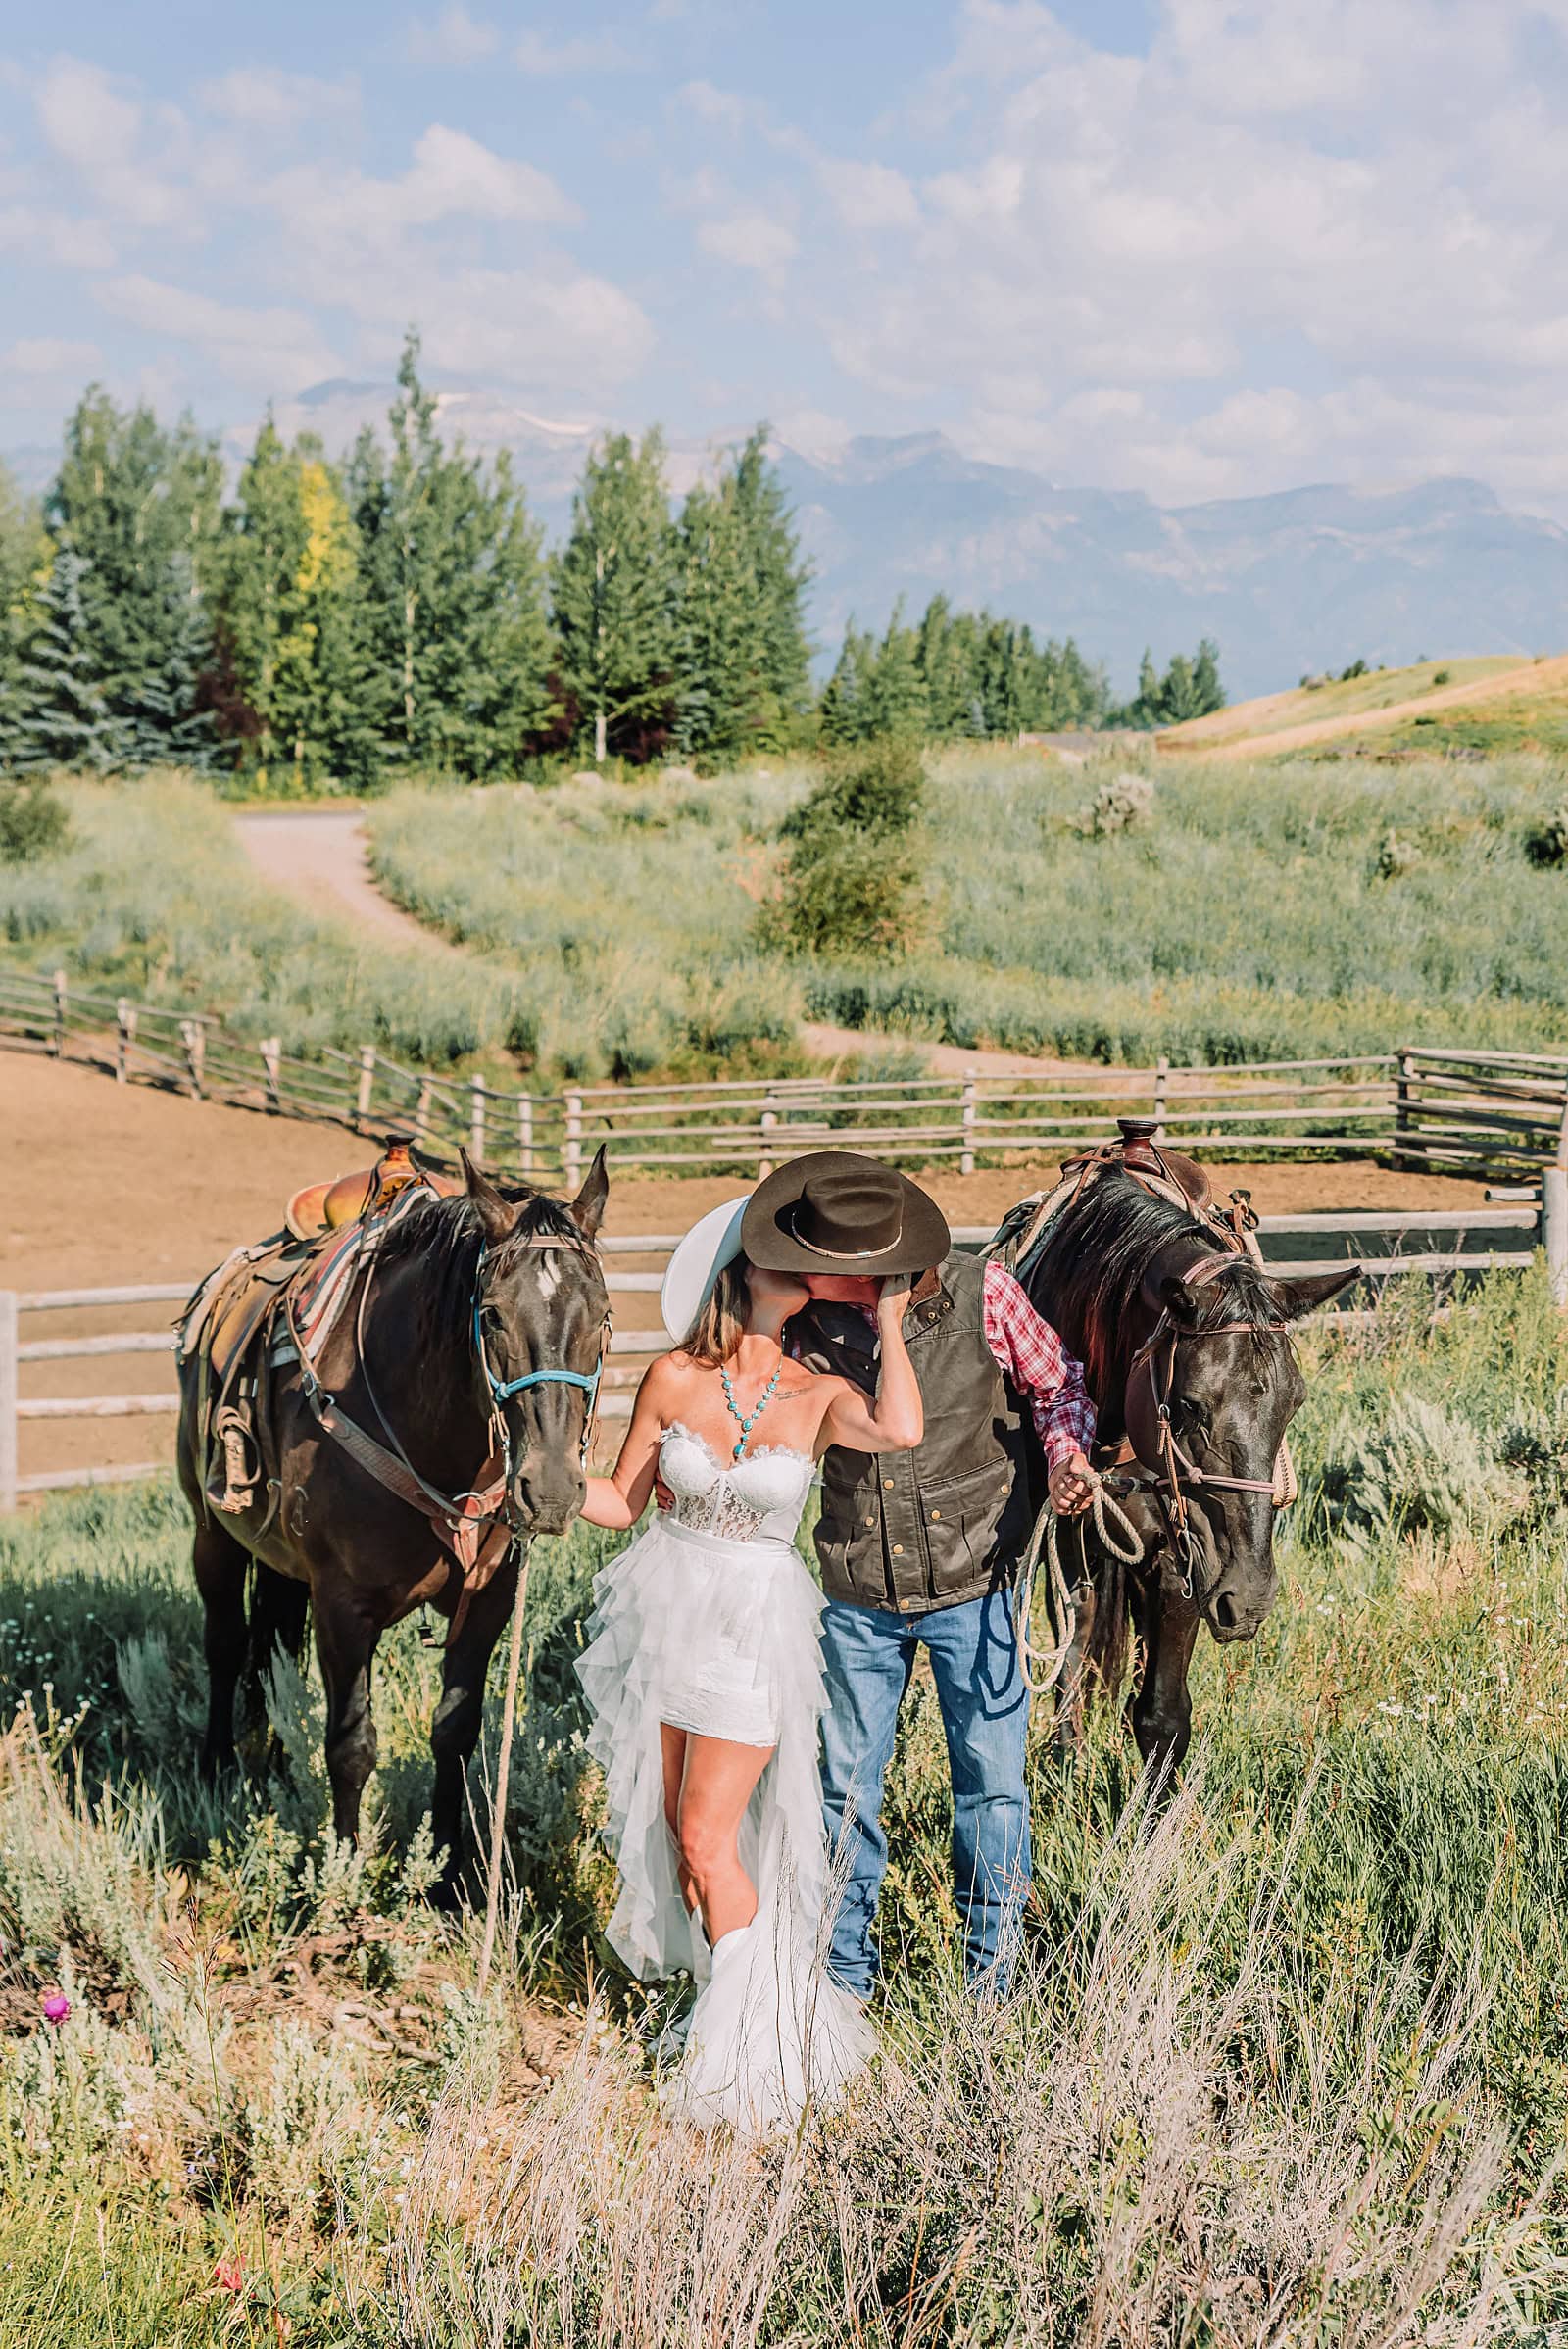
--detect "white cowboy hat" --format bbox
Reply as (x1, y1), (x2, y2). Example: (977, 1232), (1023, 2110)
(660, 1194), (753, 1343)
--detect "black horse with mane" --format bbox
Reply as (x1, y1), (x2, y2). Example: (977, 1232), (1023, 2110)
(1012, 1160), (1348, 1775)
(177, 1151), (610, 1901)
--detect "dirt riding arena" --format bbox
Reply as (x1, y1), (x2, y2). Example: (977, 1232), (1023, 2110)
(4, 1050), (1495, 1496)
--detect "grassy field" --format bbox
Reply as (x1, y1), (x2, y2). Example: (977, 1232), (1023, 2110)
(1161, 656), (1528, 749)
(370, 747), (1568, 1068)
(2, 1268), (1567, 2343)
(0, 775), (523, 1070)
(5, 750), (1566, 1089)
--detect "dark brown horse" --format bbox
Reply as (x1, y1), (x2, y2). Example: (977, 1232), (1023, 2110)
(1011, 1170), (1348, 1777)
(176, 1151), (610, 1898)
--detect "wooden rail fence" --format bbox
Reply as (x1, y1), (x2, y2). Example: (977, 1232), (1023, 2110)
(6, 1199), (1564, 1510)
(4, 967), (1566, 1181)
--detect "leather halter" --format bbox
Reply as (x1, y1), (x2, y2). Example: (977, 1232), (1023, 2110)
(1113, 1248), (1298, 1601)
(289, 1218), (608, 1645)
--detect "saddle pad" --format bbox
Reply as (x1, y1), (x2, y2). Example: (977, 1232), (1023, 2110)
(281, 1178), (435, 1372)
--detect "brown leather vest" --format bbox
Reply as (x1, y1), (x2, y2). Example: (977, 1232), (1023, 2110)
(792, 1250), (1035, 1614)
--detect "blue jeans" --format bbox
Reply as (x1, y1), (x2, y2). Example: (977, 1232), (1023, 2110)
(818, 1589), (1030, 1998)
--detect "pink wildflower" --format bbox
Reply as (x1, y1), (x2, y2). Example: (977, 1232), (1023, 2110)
(41, 1992), (70, 2025)
(214, 2254), (244, 2295)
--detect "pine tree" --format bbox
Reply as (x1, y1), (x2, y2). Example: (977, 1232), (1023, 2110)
(861, 601), (927, 739)
(1191, 637), (1225, 716)
(730, 426), (811, 741)
(46, 388), (222, 764)
(550, 428), (677, 764)
(818, 620), (876, 745)
(0, 464), (50, 764)
(672, 475), (755, 762)
(352, 335), (555, 777)
(1160, 651), (1199, 724)
(10, 546), (122, 773)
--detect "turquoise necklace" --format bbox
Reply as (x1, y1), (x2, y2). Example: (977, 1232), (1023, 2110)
(720, 1356), (783, 1460)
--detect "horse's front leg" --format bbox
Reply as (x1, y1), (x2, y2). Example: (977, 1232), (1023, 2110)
(1129, 1563), (1200, 1793)
(429, 1550), (522, 1908)
(194, 1519), (252, 1780)
(316, 1591), (381, 1843)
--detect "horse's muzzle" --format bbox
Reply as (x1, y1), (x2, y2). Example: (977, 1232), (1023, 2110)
(510, 1457), (586, 1537)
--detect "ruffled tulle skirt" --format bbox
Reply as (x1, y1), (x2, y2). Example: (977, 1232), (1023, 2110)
(575, 1513), (874, 2135)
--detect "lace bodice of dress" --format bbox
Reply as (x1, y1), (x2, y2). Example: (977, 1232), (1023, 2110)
(659, 1425), (815, 1545)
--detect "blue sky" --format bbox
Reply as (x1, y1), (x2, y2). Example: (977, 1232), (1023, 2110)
(4, 1), (1567, 511)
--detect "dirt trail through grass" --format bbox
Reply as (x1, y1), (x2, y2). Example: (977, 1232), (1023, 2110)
(236, 806), (1109, 1081)
(233, 808), (466, 957)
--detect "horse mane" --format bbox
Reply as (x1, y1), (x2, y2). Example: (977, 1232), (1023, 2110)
(1027, 1171), (1278, 1403)
(375, 1183), (582, 1357)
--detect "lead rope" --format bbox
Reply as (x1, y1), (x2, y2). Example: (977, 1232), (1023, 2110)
(1013, 1483), (1144, 1696)
(476, 1541), (531, 1999)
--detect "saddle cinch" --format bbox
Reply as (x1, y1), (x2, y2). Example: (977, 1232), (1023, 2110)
(177, 1139), (460, 1523)
(988, 1117), (1297, 1510)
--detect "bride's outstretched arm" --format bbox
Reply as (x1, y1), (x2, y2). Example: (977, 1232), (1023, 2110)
(580, 1357), (673, 1528)
(818, 1274), (924, 1456)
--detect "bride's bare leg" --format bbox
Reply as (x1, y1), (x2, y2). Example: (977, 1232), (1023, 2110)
(659, 1723), (700, 1917)
(676, 1733), (775, 1942)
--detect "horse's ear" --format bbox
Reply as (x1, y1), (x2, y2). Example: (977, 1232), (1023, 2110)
(1272, 1266), (1358, 1321)
(460, 1148), (517, 1246)
(570, 1144), (610, 1242)
(1149, 1272), (1203, 1327)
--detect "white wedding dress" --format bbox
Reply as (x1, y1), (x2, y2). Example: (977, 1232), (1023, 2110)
(575, 1424), (875, 2135)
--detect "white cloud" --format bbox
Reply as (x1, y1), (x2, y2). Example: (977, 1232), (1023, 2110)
(403, 7), (503, 65)
(197, 67), (357, 132)
(698, 212), (797, 270)
(94, 276), (342, 392)
(2, 335), (102, 379)
(791, 0), (1568, 501)
(33, 58), (186, 232)
(818, 160), (918, 231)
(514, 30), (635, 73)
(0, 205), (116, 269)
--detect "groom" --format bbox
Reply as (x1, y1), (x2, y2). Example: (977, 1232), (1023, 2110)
(741, 1151), (1097, 2000)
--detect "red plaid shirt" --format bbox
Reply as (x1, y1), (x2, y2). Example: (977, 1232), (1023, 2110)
(980, 1259), (1096, 1474)
(831, 1261), (1095, 1475)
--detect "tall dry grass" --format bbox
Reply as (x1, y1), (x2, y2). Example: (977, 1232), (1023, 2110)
(1, 1269), (1567, 2339)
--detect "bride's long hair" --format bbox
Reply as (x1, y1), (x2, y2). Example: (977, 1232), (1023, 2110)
(680, 1257), (751, 1366)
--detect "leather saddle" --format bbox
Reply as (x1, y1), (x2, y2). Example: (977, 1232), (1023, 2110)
(179, 1139), (447, 1520)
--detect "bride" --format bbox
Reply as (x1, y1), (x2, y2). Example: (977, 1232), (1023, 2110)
(575, 1194), (923, 2136)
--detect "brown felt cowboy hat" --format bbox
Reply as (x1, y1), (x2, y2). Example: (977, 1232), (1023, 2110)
(742, 1150), (950, 1279)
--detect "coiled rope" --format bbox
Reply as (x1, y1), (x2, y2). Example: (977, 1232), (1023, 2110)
(1012, 1483), (1145, 1695)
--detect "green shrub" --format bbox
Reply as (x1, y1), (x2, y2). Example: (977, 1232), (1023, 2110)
(771, 735), (927, 956)
(1524, 805), (1568, 866)
(0, 777), (70, 863)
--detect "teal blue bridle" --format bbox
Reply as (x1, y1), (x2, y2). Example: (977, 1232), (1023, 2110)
(472, 1242), (607, 1457)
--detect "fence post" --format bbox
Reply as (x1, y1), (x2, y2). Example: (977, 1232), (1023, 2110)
(517, 1095), (534, 1179)
(115, 998), (136, 1083)
(179, 1018), (206, 1100)
(356, 1045), (376, 1133)
(960, 1068), (978, 1177)
(760, 1087), (778, 1180)
(1153, 1056), (1169, 1144)
(415, 1076), (432, 1145)
(52, 968), (67, 1056)
(1544, 1168), (1568, 1309)
(469, 1076), (486, 1165)
(261, 1037), (281, 1112)
(1395, 1048), (1414, 1160)
(0, 1292), (16, 1514)
(564, 1091), (583, 1191)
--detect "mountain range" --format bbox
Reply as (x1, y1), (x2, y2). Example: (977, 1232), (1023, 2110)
(13, 378), (1568, 701)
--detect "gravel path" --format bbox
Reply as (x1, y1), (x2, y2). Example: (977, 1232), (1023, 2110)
(233, 809), (463, 956)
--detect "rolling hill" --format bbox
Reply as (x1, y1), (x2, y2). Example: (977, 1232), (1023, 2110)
(1159, 653), (1568, 757)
